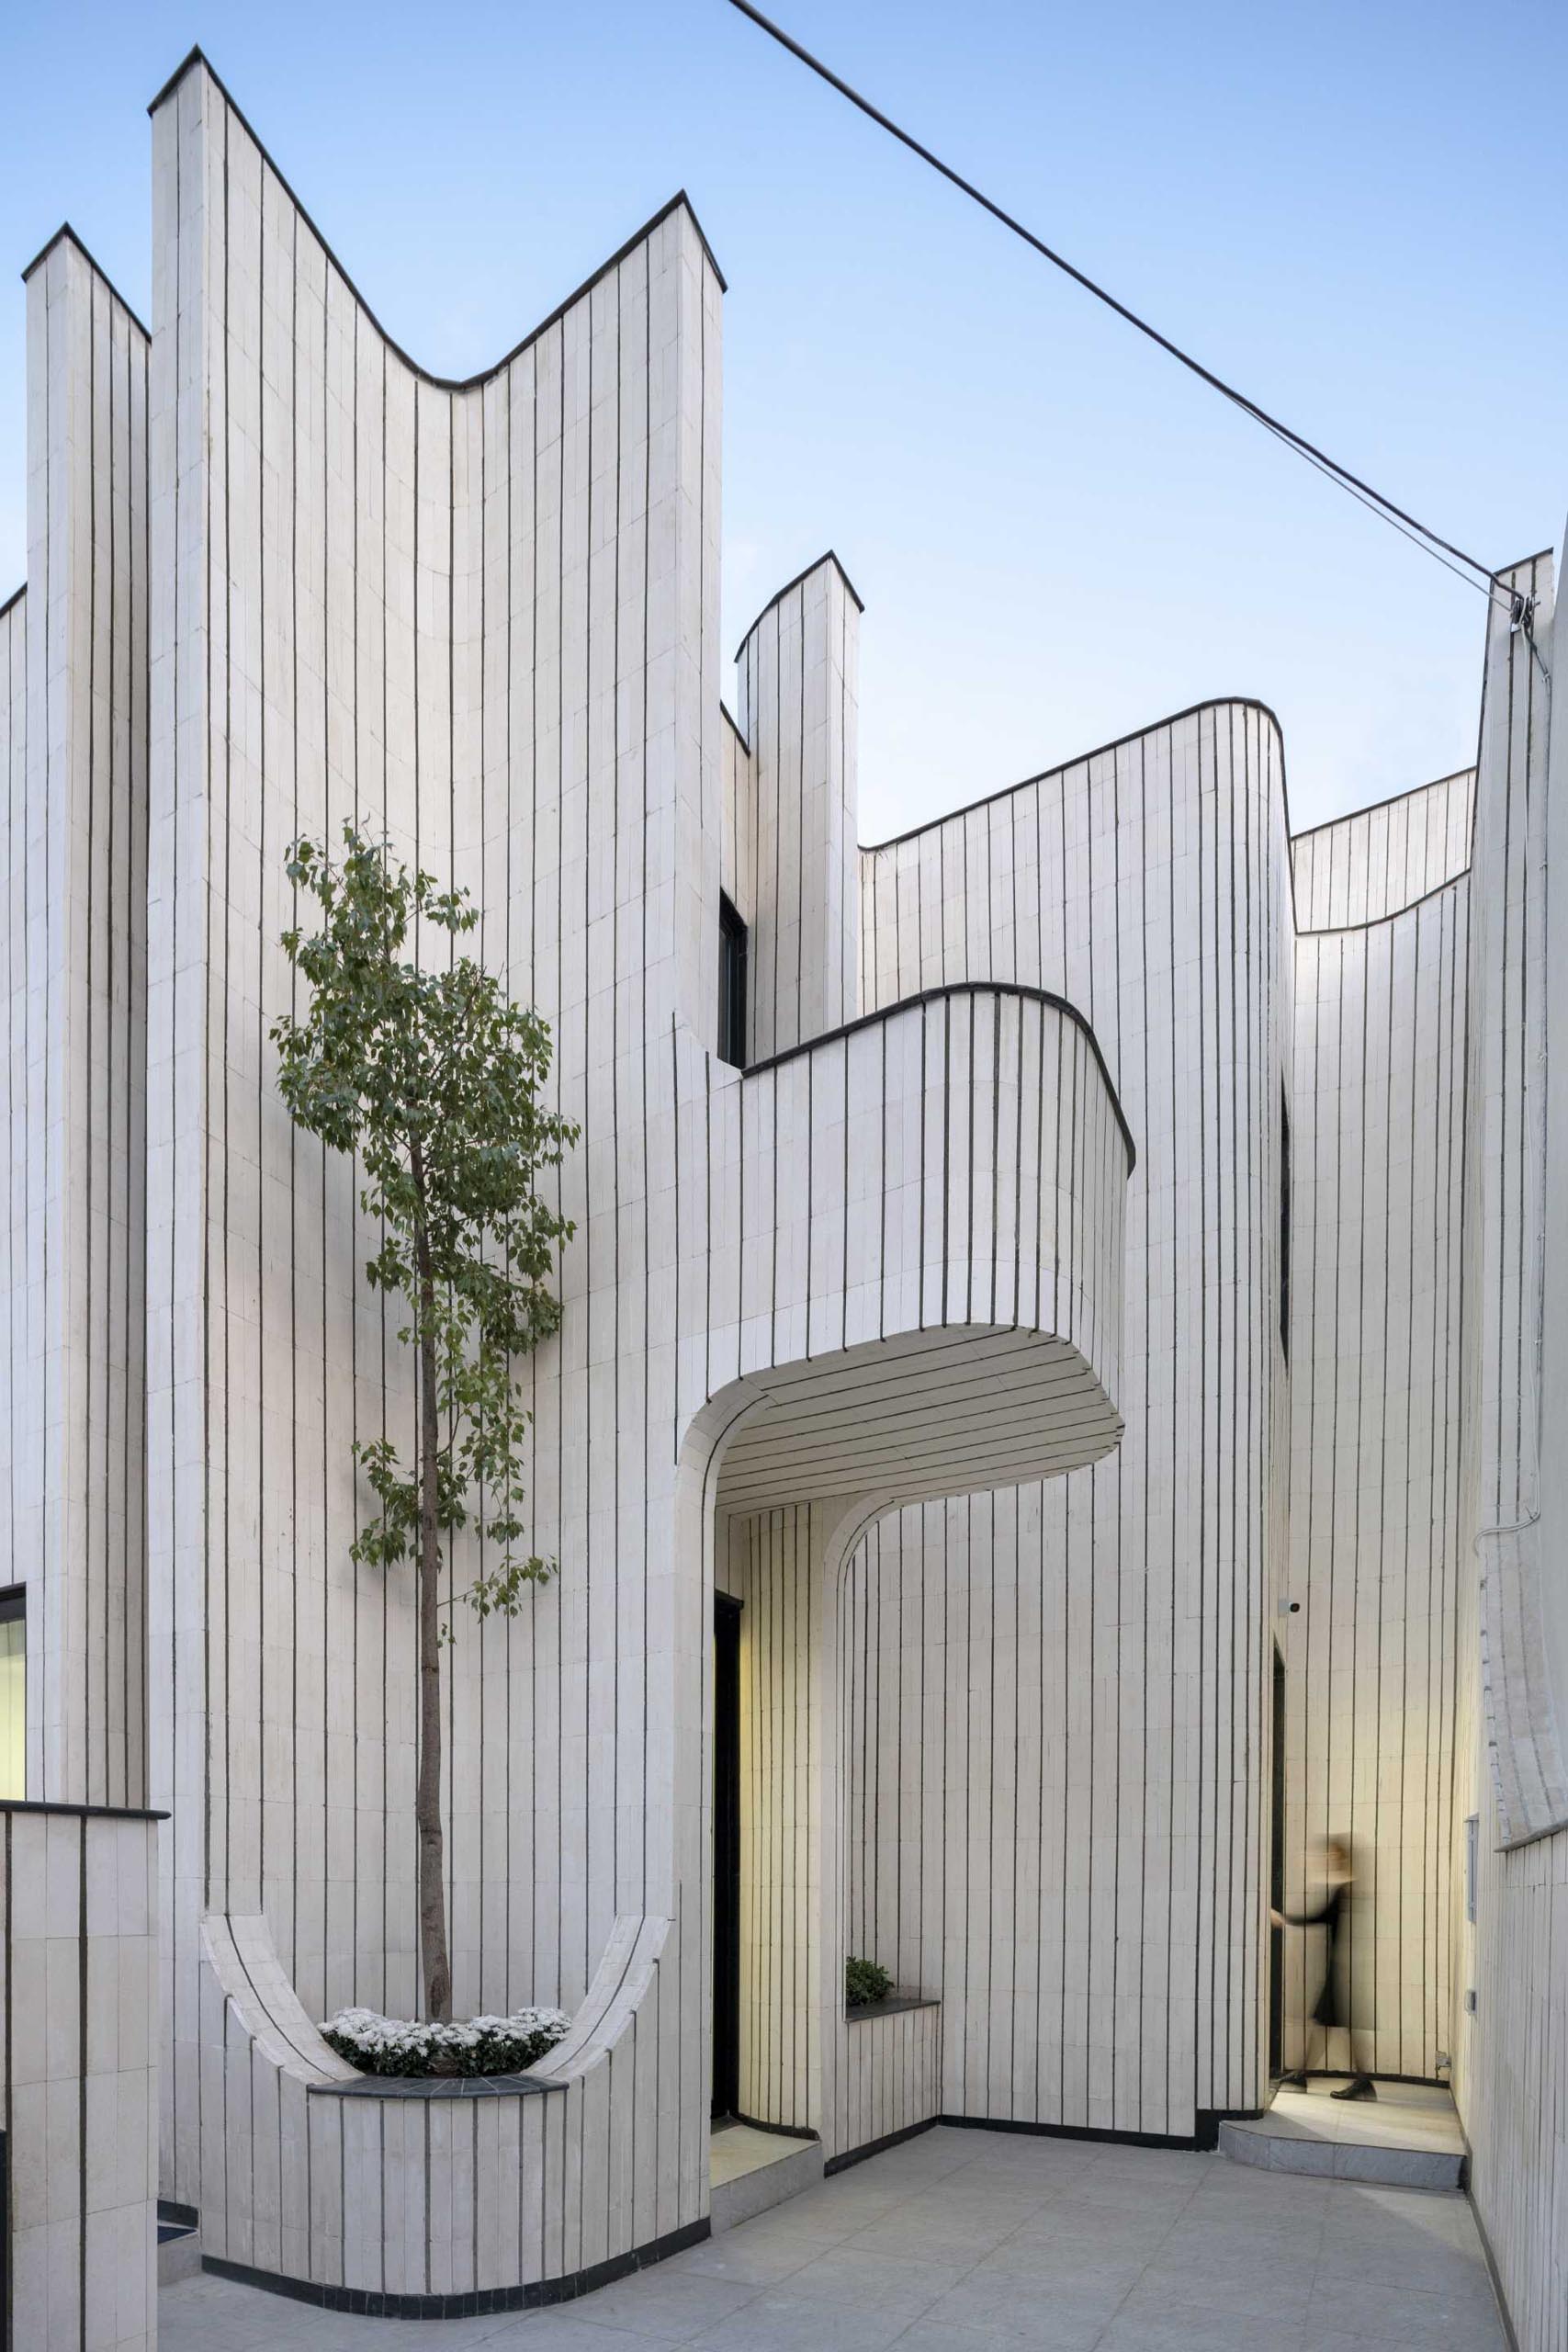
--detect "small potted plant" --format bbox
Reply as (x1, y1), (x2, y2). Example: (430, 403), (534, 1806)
(844, 1956), (894, 2010)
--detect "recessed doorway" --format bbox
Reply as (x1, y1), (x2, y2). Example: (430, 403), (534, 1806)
(713, 1591), (742, 2120)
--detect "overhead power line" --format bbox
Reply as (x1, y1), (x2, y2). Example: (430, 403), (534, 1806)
(725, 0), (1508, 605)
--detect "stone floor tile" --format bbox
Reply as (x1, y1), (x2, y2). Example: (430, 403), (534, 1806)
(764, 2244), (971, 2313)
(475, 2320), (655, 2349)
(841, 2208), (1023, 2264)
(681, 2288), (911, 2348)
(1306, 2272), (1507, 2348)
(893, 2326), (1049, 2352)
(1096, 2300), (1312, 2350)
(666, 2224), (840, 2285)
(917, 2265), (1128, 2343)
(159, 2133), (1512, 2352)
(539, 2267), (759, 2341)
(1156, 2210), (1326, 2261)
(1119, 2247), (1318, 2322)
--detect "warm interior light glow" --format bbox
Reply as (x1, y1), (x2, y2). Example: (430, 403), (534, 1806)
(0, 1595), (24, 1799)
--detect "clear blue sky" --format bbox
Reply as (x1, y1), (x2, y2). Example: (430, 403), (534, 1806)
(2, 0), (1562, 837)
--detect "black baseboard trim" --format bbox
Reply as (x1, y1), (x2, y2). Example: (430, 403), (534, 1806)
(1460, 2141), (1520, 2352)
(201, 2216), (710, 2320)
(1287, 2070), (1450, 2090)
(938, 2109), (1263, 2154)
(728, 2111), (818, 2143)
(825, 2116), (938, 2175)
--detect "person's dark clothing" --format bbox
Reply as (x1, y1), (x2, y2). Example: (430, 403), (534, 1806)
(1280, 1882), (1348, 2028)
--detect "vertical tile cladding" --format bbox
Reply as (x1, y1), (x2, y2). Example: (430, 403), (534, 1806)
(1450, 554), (1568, 2352)
(849, 704), (1292, 2135)
(143, 53), (725, 2222)
(6, 236), (150, 1812)
(0, 1804), (161, 2352)
(1290, 767), (1474, 931)
(1285, 867), (1469, 2082)
(733, 554), (861, 1059)
(0, 589), (24, 1735)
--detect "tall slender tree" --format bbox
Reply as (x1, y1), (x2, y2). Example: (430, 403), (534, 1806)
(272, 827), (576, 2021)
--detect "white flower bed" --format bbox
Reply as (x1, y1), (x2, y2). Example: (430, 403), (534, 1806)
(320, 2003), (570, 2079)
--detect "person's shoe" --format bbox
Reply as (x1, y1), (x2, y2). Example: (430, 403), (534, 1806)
(1331, 2075), (1376, 2101)
(1276, 2071), (1309, 2090)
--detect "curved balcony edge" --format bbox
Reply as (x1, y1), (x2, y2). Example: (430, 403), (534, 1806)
(742, 979), (1136, 1172)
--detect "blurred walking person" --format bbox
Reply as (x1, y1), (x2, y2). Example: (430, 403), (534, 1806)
(1271, 1835), (1375, 2100)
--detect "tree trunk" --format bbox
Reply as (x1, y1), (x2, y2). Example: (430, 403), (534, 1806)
(415, 1244), (452, 2022)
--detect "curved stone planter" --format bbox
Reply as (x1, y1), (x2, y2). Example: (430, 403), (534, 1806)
(198, 1911), (686, 2315)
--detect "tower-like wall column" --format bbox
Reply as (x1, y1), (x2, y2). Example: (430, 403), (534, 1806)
(10, 233), (149, 1807)
(734, 554), (861, 1059)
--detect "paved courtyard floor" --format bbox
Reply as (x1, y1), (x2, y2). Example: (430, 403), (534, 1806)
(161, 2120), (1507, 2350)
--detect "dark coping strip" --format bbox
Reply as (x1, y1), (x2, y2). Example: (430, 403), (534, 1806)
(1294, 868), (1471, 942)
(844, 1996), (941, 2023)
(861, 696), (1291, 855)
(308, 2070), (567, 2100)
(742, 980), (1137, 1173)
(201, 2215), (709, 2319)
(719, 699), (750, 756)
(0, 1798), (168, 1823)
(18, 224), (152, 339)
(732, 549), (865, 662)
(145, 47), (727, 382)
(1288, 764), (1477, 846)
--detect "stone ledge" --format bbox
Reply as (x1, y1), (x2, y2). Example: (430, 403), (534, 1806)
(307, 2068), (567, 2098)
(844, 1995), (941, 2024)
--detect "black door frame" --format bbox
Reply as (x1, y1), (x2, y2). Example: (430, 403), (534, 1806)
(712, 1593), (743, 2120)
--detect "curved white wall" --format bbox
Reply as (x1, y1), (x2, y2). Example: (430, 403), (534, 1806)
(846, 700), (1293, 2138)
(1451, 551), (1568, 2351)
(1286, 836), (1469, 2078)
(17, 46), (1566, 2343)
(128, 51), (1131, 2303)
(143, 51), (728, 2271)
(1291, 767), (1473, 931)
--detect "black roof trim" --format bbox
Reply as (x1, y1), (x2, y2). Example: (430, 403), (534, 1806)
(720, 699), (751, 756)
(1494, 548), (1554, 579)
(1290, 765), (1475, 847)
(743, 978), (1137, 1172)
(862, 697), (1291, 854)
(19, 223), (151, 339)
(0, 582), (23, 623)
(734, 549), (864, 662)
(0, 1796), (169, 1822)
(1294, 868), (1470, 942)
(147, 48), (727, 392)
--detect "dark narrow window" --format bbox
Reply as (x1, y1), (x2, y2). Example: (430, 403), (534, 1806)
(0, 1588), (23, 1799)
(1280, 1090), (1292, 1360)
(718, 892), (748, 1068)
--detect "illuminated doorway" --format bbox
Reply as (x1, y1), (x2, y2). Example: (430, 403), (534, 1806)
(0, 1589), (22, 1799)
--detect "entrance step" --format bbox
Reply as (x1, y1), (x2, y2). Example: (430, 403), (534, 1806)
(710, 2121), (823, 2232)
(1220, 2081), (1464, 2189)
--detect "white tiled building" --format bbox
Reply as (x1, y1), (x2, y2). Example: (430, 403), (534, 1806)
(1, 44), (1565, 2349)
